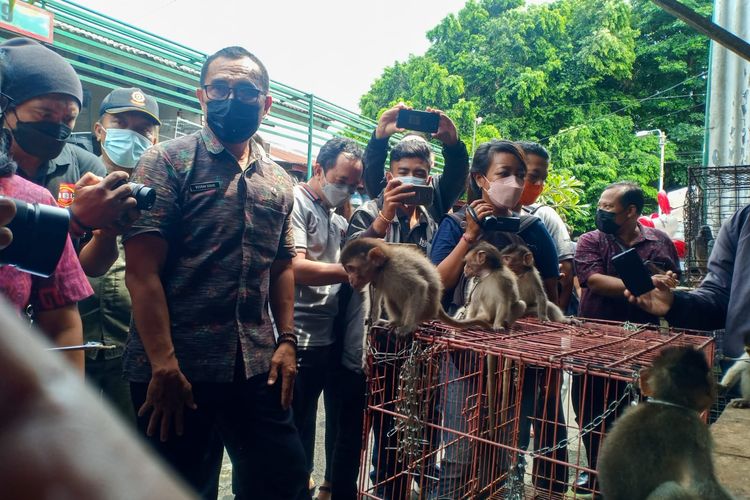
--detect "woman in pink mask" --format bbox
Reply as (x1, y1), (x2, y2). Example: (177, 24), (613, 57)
(428, 139), (567, 498)
(430, 139), (560, 303)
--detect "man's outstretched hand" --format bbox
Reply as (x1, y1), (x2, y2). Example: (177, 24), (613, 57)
(624, 272), (677, 317)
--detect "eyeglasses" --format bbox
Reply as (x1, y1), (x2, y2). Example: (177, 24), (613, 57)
(203, 84), (265, 104)
(0, 92), (13, 113)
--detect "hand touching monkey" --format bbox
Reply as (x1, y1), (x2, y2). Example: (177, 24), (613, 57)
(598, 347), (734, 500)
(463, 242), (526, 330)
(340, 238), (491, 336)
(500, 244), (568, 323)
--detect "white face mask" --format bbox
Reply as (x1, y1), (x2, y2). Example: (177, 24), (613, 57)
(320, 175), (353, 208)
(398, 175), (428, 186)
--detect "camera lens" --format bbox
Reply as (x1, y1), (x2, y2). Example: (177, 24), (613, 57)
(0, 196), (70, 277)
(128, 182), (155, 211)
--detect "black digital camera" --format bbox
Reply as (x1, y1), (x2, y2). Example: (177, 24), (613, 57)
(113, 180), (156, 210)
(467, 205), (520, 233)
(0, 196), (70, 277)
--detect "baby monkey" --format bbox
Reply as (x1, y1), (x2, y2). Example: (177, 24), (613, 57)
(462, 242), (526, 330)
(499, 244), (567, 323)
(718, 331), (750, 409)
(599, 346), (734, 500)
(340, 238), (491, 336)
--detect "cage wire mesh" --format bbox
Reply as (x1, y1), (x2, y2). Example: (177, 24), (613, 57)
(359, 319), (716, 500)
(684, 165), (750, 286)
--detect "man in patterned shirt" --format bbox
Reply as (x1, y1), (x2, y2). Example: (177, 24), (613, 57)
(123, 46), (307, 499)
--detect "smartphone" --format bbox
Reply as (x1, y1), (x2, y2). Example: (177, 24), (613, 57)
(612, 248), (655, 296)
(402, 184), (434, 206)
(396, 109), (440, 133)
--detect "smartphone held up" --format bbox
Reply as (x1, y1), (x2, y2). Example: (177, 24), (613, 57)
(396, 109), (440, 134)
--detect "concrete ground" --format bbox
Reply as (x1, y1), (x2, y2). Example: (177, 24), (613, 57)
(217, 374), (590, 499)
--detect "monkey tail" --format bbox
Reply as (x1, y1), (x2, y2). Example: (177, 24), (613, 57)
(437, 308), (493, 330)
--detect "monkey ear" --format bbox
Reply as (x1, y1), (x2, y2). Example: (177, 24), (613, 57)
(523, 252), (534, 267)
(476, 250), (487, 265)
(368, 247), (388, 267)
(639, 367), (654, 397)
(501, 254), (512, 265)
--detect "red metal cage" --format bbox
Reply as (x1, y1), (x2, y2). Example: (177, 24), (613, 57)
(359, 318), (716, 500)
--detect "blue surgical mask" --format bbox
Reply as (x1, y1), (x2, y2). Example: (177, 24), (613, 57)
(350, 192), (363, 209)
(399, 176), (427, 186)
(102, 128), (152, 169)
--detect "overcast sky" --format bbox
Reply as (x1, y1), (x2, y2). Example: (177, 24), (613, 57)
(73, 0), (550, 113)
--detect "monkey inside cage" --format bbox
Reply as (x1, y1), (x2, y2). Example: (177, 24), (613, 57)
(684, 165), (750, 286)
(359, 319), (716, 500)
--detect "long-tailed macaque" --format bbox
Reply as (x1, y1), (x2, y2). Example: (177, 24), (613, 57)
(719, 331), (750, 409)
(500, 244), (567, 323)
(463, 241), (526, 330)
(340, 238), (491, 336)
(599, 347), (734, 500)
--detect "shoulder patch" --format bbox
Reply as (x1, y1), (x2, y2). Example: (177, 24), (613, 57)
(57, 183), (75, 208)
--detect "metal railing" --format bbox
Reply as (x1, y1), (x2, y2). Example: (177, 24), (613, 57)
(34, 0), (445, 178)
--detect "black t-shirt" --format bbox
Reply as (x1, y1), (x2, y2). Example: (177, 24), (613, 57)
(17, 143), (106, 207)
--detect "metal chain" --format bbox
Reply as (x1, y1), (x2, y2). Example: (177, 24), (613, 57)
(504, 379), (638, 499)
(524, 380), (638, 460)
(390, 340), (441, 461)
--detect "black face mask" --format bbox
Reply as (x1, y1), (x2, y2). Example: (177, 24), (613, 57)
(206, 99), (262, 144)
(11, 116), (71, 161)
(595, 208), (621, 234)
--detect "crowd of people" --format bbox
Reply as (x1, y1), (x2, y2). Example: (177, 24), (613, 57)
(0, 37), (747, 500)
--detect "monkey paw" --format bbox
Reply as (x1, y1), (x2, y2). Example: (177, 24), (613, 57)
(394, 325), (416, 337)
(729, 398), (750, 409)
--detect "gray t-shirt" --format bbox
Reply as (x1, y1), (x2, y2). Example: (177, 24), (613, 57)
(291, 184), (348, 349)
(525, 204), (575, 261)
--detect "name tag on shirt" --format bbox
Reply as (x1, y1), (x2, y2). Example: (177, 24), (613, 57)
(189, 181), (221, 193)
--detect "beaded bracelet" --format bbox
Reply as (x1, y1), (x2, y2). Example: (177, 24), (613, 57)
(276, 332), (298, 350)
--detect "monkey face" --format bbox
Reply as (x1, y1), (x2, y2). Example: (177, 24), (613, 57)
(463, 250), (483, 278)
(343, 257), (376, 291)
(501, 254), (523, 275)
(463, 257), (479, 278)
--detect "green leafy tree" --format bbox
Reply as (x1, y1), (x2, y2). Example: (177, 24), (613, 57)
(629, 0), (710, 188)
(539, 170), (590, 232)
(358, 0), (711, 233)
(359, 56), (465, 119)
